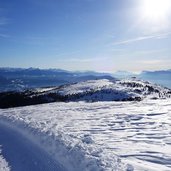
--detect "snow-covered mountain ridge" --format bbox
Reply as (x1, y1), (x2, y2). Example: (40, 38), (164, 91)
(54, 79), (171, 101)
(0, 78), (170, 108)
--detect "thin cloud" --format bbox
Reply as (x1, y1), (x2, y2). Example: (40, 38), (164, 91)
(112, 32), (171, 46)
(56, 56), (108, 63)
(0, 33), (9, 38)
(0, 17), (9, 26)
(137, 59), (171, 71)
(140, 59), (166, 65)
(56, 50), (81, 57)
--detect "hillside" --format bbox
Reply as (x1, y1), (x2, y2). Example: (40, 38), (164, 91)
(0, 79), (170, 108)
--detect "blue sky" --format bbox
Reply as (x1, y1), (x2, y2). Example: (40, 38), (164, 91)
(0, 0), (171, 72)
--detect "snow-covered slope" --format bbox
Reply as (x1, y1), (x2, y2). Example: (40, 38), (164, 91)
(0, 78), (171, 108)
(35, 78), (171, 101)
(118, 79), (171, 99)
(0, 121), (66, 171)
(0, 99), (171, 170)
(0, 152), (10, 171)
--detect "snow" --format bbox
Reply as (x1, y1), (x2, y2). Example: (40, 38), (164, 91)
(0, 121), (66, 171)
(0, 99), (171, 170)
(0, 149), (10, 171)
(33, 79), (171, 101)
(57, 79), (114, 96)
(118, 79), (171, 99)
(34, 87), (57, 93)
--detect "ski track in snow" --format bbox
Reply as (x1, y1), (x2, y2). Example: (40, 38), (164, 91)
(0, 99), (171, 170)
(0, 122), (67, 171)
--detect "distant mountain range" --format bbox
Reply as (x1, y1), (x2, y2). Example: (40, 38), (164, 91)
(140, 69), (171, 79)
(112, 70), (136, 78)
(0, 68), (170, 92)
(113, 69), (171, 88)
(139, 69), (171, 88)
(0, 68), (114, 92)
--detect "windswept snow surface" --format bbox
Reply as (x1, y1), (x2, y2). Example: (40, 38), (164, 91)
(0, 99), (171, 170)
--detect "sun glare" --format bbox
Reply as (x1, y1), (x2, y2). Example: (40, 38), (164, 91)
(141, 0), (171, 20)
(138, 0), (171, 33)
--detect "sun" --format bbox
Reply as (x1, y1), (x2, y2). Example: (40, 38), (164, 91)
(138, 0), (171, 32)
(141, 0), (171, 21)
